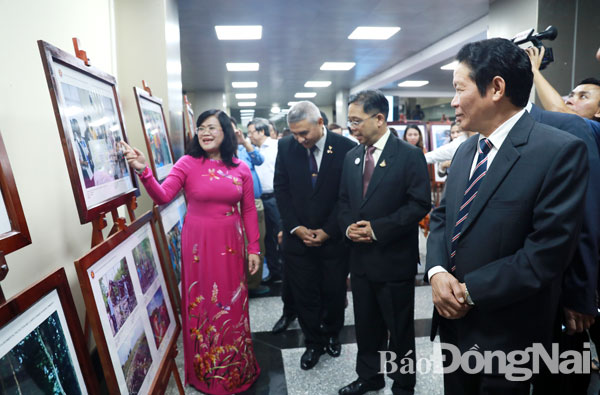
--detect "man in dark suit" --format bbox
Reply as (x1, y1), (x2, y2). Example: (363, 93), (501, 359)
(426, 38), (589, 394)
(337, 90), (431, 395)
(527, 104), (600, 394)
(274, 101), (356, 370)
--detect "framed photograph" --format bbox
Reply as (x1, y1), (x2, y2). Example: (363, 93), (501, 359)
(183, 96), (195, 148)
(389, 122), (429, 151)
(38, 40), (138, 224)
(133, 88), (175, 181)
(152, 193), (187, 310)
(0, 130), (31, 255)
(0, 268), (98, 394)
(429, 122), (453, 183)
(74, 211), (180, 394)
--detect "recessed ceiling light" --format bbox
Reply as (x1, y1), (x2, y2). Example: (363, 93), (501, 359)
(238, 101), (256, 107)
(397, 80), (429, 87)
(288, 101), (300, 107)
(295, 92), (317, 98)
(240, 109), (255, 113)
(271, 105), (281, 114)
(348, 26), (401, 40)
(304, 81), (332, 88)
(226, 63), (259, 71)
(215, 25), (262, 40)
(441, 61), (459, 70)
(320, 62), (355, 71)
(235, 93), (257, 99)
(232, 81), (258, 88)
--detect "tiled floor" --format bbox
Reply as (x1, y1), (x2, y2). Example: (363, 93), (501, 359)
(161, 229), (600, 395)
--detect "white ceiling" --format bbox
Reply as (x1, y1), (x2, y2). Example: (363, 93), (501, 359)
(178, 0), (490, 110)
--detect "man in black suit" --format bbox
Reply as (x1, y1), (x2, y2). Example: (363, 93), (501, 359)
(338, 90), (431, 395)
(426, 38), (589, 394)
(274, 101), (356, 370)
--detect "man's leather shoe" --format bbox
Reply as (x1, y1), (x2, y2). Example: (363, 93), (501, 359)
(338, 378), (385, 395)
(271, 314), (296, 334)
(325, 336), (341, 357)
(300, 347), (324, 370)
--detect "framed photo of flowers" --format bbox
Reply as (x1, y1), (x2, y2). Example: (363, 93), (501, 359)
(74, 211), (179, 394)
(0, 268), (98, 394)
(133, 87), (175, 182)
(38, 40), (138, 224)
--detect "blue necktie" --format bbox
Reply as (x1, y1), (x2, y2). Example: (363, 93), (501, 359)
(450, 138), (493, 271)
(309, 146), (318, 188)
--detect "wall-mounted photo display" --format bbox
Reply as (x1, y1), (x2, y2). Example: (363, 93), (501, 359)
(429, 123), (453, 182)
(38, 40), (138, 224)
(153, 193), (187, 309)
(133, 87), (175, 181)
(75, 211), (179, 394)
(0, 130), (31, 255)
(0, 268), (98, 394)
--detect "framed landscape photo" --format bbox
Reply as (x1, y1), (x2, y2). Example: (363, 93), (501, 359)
(0, 130), (31, 255)
(153, 193), (187, 310)
(38, 40), (138, 224)
(429, 122), (453, 182)
(133, 87), (175, 181)
(0, 268), (98, 394)
(74, 211), (179, 394)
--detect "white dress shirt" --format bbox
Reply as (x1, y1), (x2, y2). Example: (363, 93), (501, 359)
(425, 134), (468, 164)
(427, 109), (527, 282)
(255, 138), (278, 194)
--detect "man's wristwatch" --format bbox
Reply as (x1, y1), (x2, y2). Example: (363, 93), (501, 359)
(464, 286), (475, 306)
(135, 166), (146, 175)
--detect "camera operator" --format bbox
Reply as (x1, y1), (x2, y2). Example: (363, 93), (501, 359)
(526, 46), (600, 142)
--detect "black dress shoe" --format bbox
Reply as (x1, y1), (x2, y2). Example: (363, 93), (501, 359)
(271, 314), (296, 334)
(300, 347), (324, 370)
(325, 336), (341, 357)
(338, 378), (385, 395)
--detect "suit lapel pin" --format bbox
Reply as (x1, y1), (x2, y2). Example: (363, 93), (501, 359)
(327, 145), (333, 154)
(380, 160), (387, 167)
(355, 157), (361, 165)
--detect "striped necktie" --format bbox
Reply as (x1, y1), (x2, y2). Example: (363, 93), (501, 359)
(450, 138), (493, 271)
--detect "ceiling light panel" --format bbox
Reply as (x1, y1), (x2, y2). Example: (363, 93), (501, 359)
(235, 93), (257, 99)
(304, 81), (332, 88)
(397, 80), (429, 87)
(238, 101), (256, 107)
(232, 81), (258, 88)
(441, 61), (459, 70)
(348, 26), (401, 40)
(288, 101), (300, 107)
(295, 92), (317, 98)
(320, 62), (356, 71)
(215, 25), (262, 40)
(226, 63), (259, 71)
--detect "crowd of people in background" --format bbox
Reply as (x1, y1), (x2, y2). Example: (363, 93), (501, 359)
(123, 37), (600, 395)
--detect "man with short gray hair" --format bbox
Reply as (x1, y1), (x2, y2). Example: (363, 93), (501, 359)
(274, 101), (356, 370)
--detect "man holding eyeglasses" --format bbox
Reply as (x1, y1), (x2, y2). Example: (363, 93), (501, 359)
(338, 90), (431, 395)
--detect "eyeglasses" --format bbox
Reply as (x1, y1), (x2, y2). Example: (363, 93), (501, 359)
(197, 126), (222, 134)
(347, 113), (378, 128)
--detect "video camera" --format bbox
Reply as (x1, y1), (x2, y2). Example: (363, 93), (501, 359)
(512, 25), (558, 70)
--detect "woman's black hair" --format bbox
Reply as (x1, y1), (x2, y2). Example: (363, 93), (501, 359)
(186, 109), (239, 168)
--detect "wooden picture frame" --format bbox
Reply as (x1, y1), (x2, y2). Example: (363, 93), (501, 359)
(74, 211), (180, 394)
(0, 268), (99, 394)
(133, 87), (176, 182)
(0, 130), (31, 255)
(152, 193), (187, 312)
(38, 40), (138, 224)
